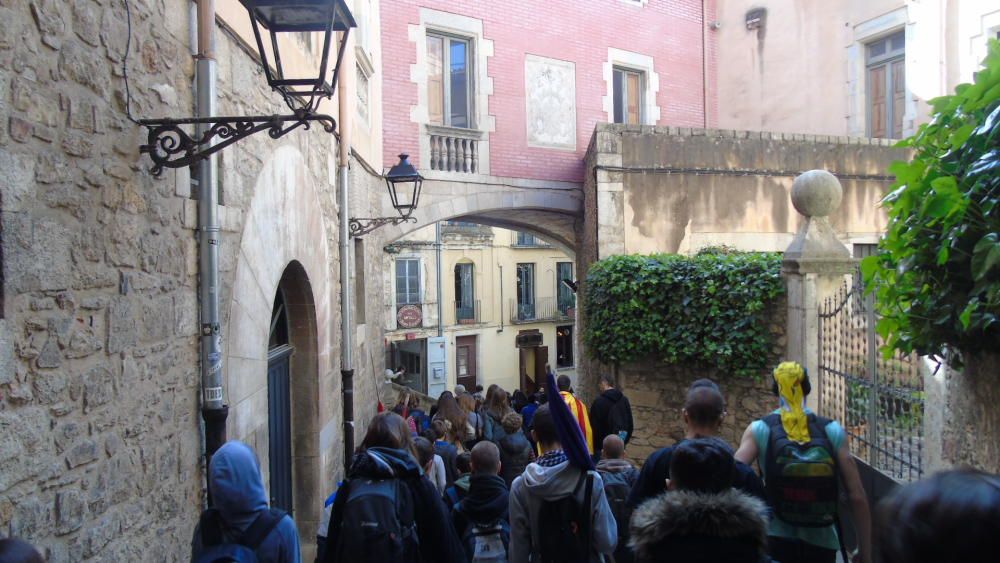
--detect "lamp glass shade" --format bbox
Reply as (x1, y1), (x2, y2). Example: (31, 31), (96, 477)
(239, 0), (357, 110)
(240, 0), (356, 32)
(385, 154), (424, 217)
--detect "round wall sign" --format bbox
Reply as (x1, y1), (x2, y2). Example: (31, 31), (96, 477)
(397, 304), (422, 328)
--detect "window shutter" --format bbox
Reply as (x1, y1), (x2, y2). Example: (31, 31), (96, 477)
(427, 36), (444, 125)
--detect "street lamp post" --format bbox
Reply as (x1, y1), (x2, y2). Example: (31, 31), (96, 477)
(138, 0), (356, 176)
(348, 154), (424, 237)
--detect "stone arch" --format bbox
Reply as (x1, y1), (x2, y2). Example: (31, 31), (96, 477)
(376, 180), (583, 257)
(225, 144), (333, 548)
(268, 260), (319, 523)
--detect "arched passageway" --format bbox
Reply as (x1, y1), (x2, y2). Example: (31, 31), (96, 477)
(266, 261), (320, 523)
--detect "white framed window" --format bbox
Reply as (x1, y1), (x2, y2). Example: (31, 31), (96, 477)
(846, 7), (914, 138)
(603, 48), (660, 125)
(866, 31), (905, 139)
(427, 32), (473, 128)
(613, 67), (645, 125)
(356, 64), (371, 128)
(408, 8), (496, 175)
(395, 258), (421, 305)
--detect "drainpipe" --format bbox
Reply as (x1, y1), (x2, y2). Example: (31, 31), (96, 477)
(338, 29), (355, 478)
(436, 222), (443, 337)
(497, 263), (504, 333)
(196, 0), (227, 474)
(701, 0), (709, 128)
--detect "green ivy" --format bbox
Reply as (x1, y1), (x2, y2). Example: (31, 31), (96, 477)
(582, 249), (785, 377)
(861, 40), (1000, 360)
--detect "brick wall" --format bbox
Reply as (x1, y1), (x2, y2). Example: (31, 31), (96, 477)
(380, 0), (717, 183)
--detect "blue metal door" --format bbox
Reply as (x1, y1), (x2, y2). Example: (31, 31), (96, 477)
(267, 345), (294, 513)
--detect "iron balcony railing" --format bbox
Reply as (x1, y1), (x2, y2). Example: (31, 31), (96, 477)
(454, 300), (481, 325)
(508, 297), (574, 323)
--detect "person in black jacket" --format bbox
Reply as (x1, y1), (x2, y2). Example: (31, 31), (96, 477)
(629, 438), (769, 563)
(627, 379), (766, 509)
(590, 373), (634, 460)
(323, 412), (467, 563)
(451, 441), (511, 560)
(497, 412), (534, 488)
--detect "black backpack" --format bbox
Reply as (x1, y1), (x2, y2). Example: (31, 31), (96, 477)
(536, 470), (594, 563)
(194, 507), (285, 563)
(762, 413), (839, 528)
(335, 477), (420, 563)
(597, 470), (632, 556)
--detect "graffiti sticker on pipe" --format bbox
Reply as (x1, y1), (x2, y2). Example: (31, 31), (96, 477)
(204, 387), (223, 403)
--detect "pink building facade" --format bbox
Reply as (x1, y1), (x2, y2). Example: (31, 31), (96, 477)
(380, 0), (718, 183)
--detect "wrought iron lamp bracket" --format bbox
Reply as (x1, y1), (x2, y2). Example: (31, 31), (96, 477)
(139, 110), (337, 176)
(348, 216), (418, 237)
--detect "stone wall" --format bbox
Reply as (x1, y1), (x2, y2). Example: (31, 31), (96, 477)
(0, 1), (204, 560)
(0, 0), (385, 560)
(618, 302), (786, 466)
(925, 351), (1000, 473)
(577, 123), (906, 402)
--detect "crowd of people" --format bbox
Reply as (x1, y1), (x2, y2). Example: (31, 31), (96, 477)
(2, 365), (996, 563)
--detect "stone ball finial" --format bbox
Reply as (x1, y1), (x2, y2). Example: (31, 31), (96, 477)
(791, 170), (843, 218)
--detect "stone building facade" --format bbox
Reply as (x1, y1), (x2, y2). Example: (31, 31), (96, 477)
(715, 0), (1000, 139)
(0, 0), (386, 560)
(382, 223), (578, 399)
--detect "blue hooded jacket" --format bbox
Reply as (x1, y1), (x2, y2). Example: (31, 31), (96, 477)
(191, 441), (302, 563)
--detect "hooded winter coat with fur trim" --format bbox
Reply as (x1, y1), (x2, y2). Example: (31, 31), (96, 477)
(629, 488), (769, 563)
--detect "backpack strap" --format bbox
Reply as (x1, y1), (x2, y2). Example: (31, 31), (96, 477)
(240, 508), (287, 551)
(581, 471), (594, 558)
(199, 508), (225, 547)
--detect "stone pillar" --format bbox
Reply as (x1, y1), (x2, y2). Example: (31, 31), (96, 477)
(782, 170), (856, 411)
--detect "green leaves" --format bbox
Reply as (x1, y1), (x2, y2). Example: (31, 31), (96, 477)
(865, 39), (1000, 360)
(972, 233), (1000, 281)
(582, 251), (784, 378)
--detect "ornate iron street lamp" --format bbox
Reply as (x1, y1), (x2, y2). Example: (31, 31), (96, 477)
(349, 154), (423, 237)
(138, 0), (355, 176)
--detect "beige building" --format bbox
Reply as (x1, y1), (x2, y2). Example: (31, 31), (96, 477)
(716, 0), (1000, 138)
(383, 224), (577, 399)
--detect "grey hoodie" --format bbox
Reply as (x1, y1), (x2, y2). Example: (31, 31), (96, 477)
(509, 458), (618, 562)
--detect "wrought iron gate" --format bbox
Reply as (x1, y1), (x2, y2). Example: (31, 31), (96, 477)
(818, 276), (924, 482)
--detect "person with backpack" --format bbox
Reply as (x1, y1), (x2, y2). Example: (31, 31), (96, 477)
(520, 393), (541, 434)
(483, 386), (513, 443)
(735, 361), (871, 563)
(556, 375), (595, 456)
(589, 374), (634, 461)
(322, 412), (466, 563)
(408, 395), (430, 434)
(595, 435), (639, 563)
(451, 442), (511, 562)
(497, 412), (535, 489)
(627, 379), (765, 509)
(629, 438), (769, 563)
(416, 436), (449, 494)
(190, 440), (301, 563)
(431, 419), (461, 487)
(444, 452), (475, 508)
(508, 404), (617, 562)
(459, 392), (485, 448)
